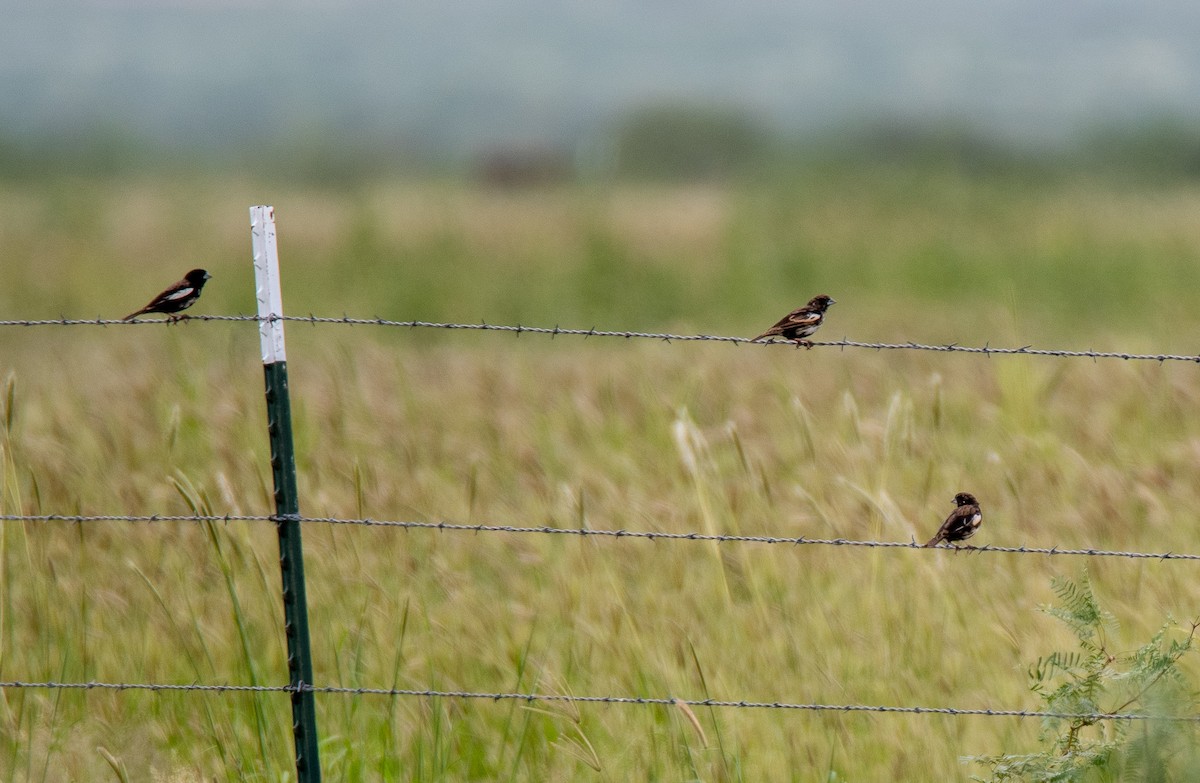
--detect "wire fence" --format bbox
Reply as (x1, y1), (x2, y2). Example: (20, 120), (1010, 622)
(0, 680), (1190, 723)
(2, 313), (1199, 364)
(8, 509), (1197, 728)
(3, 513), (1199, 562)
(6, 303), (1200, 771)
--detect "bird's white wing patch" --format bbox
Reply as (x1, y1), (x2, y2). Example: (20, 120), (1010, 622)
(165, 286), (195, 300)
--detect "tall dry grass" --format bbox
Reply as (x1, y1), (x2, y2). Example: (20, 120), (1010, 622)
(3, 171), (1200, 779)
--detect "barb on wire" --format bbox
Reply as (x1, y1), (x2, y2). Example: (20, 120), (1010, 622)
(0, 315), (1197, 365)
(3, 514), (1197, 562)
(0, 680), (1188, 722)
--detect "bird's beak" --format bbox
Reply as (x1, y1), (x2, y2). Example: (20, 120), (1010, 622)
(829, 298), (837, 304)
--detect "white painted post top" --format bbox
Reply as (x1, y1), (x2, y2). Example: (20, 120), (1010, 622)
(250, 205), (287, 364)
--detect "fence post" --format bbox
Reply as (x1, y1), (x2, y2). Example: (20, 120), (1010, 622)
(250, 205), (322, 782)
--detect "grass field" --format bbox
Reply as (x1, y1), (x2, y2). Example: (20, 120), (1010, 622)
(3, 168), (1200, 780)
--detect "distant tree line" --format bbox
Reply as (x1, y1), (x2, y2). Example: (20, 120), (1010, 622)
(2, 105), (1200, 183)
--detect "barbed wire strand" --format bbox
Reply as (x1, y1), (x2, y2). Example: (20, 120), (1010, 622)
(1, 314), (1197, 364)
(0, 680), (1191, 722)
(3, 513), (1196, 562)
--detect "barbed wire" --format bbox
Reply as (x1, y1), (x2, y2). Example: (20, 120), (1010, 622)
(0, 314), (1197, 364)
(0, 680), (283, 694)
(0, 315), (257, 327)
(0, 680), (1190, 722)
(4, 513), (1197, 562)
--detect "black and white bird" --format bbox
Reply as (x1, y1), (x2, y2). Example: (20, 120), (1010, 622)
(123, 269), (212, 322)
(923, 492), (983, 548)
(752, 295), (836, 347)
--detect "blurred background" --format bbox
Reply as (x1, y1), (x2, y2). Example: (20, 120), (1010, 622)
(4, 0), (1200, 182)
(3, 1), (1200, 339)
(6, 0), (1200, 346)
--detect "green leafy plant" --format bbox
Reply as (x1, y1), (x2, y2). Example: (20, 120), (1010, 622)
(970, 571), (1199, 781)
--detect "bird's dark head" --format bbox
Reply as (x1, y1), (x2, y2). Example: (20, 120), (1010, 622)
(185, 269), (212, 287)
(953, 492), (978, 507)
(808, 294), (836, 311)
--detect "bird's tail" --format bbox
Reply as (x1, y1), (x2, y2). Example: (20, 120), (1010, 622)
(122, 308), (146, 322)
(751, 330), (775, 343)
(922, 534), (942, 548)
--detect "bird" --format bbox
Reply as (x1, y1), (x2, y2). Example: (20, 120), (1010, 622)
(123, 269), (212, 322)
(923, 492), (983, 548)
(752, 295), (836, 347)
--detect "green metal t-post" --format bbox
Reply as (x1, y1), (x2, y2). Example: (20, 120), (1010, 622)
(251, 205), (321, 782)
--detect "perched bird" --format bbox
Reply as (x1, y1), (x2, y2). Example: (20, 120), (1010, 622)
(752, 295), (836, 347)
(123, 269), (212, 322)
(923, 492), (983, 548)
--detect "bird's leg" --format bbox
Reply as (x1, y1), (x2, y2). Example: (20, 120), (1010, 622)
(793, 339), (813, 349)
